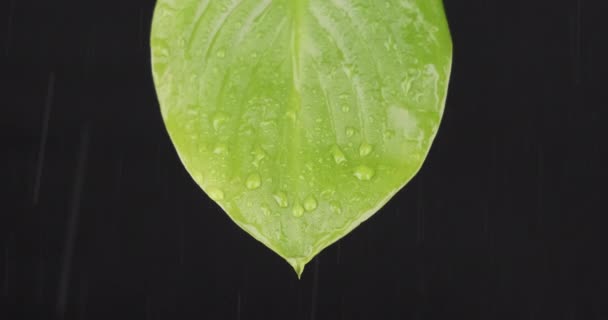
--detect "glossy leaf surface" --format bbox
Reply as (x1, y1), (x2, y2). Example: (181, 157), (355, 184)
(151, 0), (452, 276)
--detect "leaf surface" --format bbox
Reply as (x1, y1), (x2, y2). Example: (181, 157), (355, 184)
(151, 0), (452, 277)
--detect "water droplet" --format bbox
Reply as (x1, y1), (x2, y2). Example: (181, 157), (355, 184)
(346, 127), (355, 137)
(216, 49), (225, 58)
(344, 64), (354, 78)
(213, 143), (227, 154)
(193, 172), (204, 184)
(354, 165), (375, 181)
(212, 112), (229, 131)
(359, 142), (373, 157)
(261, 205), (271, 217)
(208, 187), (224, 200)
(383, 130), (395, 140)
(273, 191), (289, 208)
(260, 120), (277, 129)
(304, 196), (318, 212)
(341, 105), (350, 112)
(331, 146), (346, 165)
(252, 146), (267, 167)
(329, 201), (342, 214)
(320, 189), (335, 199)
(189, 75), (199, 84)
(292, 203), (304, 217)
(245, 173), (262, 190)
(286, 110), (297, 121)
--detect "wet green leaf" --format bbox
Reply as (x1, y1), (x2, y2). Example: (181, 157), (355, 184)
(151, 0), (452, 277)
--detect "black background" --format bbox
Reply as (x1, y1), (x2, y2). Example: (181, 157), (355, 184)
(1, 0), (606, 319)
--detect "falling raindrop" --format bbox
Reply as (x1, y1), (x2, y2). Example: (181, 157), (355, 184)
(57, 126), (89, 319)
(310, 258), (320, 320)
(33, 72), (55, 205)
(236, 290), (242, 320)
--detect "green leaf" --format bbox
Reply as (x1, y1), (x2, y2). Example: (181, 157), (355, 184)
(151, 0), (452, 277)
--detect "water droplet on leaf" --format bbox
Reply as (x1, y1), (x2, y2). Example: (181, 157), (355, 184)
(346, 127), (355, 137)
(354, 165), (375, 181)
(252, 146), (267, 167)
(261, 205), (271, 217)
(383, 130), (395, 140)
(193, 172), (204, 184)
(208, 188), (224, 200)
(331, 146), (346, 165)
(246, 173), (262, 190)
(212, 112), (229, 131)
(213, 143), (227, 155)
(286, 110), (297, 121)
(359, 142), (373, 157)
(304, 195), (318, 211)
(329, 201), (342, 214)
(293, 203), (304, 217)
(273, 191), (289, 208)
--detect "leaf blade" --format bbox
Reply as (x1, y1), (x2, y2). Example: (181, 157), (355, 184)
(151, 0), (452, 276)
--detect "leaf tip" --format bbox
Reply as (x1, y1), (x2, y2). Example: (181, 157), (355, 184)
(286, 258), (307, 279)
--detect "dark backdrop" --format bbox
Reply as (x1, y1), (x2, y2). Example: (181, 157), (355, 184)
(1, 0), (605, 319)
